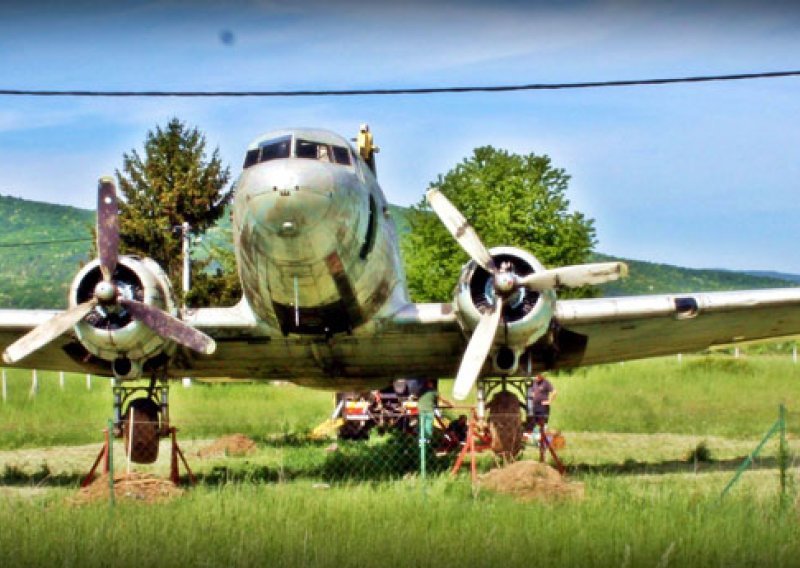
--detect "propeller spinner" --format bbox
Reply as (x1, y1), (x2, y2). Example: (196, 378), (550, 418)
(2, 178), (216, 366)
(425, 188), (627, 400)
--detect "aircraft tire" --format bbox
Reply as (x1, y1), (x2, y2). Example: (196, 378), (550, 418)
(123, 397), (161, 464)
(487, 391), (524, 461)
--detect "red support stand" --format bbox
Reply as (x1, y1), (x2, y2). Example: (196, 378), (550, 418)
(451, 413), (492, 483)
(536, 418), (565, 475)
(169, 427), (197, 486)
(82, 426), (196, 487)
(81, 428), (110, 488)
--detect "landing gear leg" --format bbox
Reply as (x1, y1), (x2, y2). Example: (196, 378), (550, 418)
(108, 378), (195, 483)
(481, 378), (530, 461)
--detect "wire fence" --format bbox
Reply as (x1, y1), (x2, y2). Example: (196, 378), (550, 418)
(0, 407), (555, 486)
(0, 370), (797, 501)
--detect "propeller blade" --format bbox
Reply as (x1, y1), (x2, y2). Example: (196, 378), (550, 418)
(519, 261), (629, 291)
(2, 299), (98, 364)
(97, 177), (120, 282)
(452, 297), (503, 401)
(426, 189), (496, 273)
(120, 299), (216, 355)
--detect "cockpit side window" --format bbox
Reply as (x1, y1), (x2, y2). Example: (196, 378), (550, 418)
(243, 149), (259, 169)
(331, 145), (352, 165)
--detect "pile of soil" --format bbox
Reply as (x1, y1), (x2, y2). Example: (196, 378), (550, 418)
(479, 460), (584, 502)
(197, 434), (258, 458)
(71, 472), (184, 505)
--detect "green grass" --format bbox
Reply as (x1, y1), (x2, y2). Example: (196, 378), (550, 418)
(553, 356), (800, 437)
(0, 475), (797, 568)
(2, 356), (800, 567)
(1, 355), (799, 449)
(0, 370), (333, 449)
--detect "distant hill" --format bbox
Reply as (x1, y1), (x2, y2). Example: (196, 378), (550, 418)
(0, 196), (796, 308)
(0, 194), (93, 308)
(740, 270), (800, 284)
(592, 253), (796, 296)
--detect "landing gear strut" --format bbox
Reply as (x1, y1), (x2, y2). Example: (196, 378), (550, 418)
(112, 379), (171, 464)
(82, 378), (195, 487)
(477, 378), (527, 460)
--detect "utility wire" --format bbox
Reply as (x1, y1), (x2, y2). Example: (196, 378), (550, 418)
(1, 70), (799, 98)
(0, 237), (92, 248)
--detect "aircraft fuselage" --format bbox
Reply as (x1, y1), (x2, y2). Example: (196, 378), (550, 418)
(231, 128), (407, 337)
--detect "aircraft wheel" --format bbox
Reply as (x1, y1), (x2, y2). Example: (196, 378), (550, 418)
(123, 397), (161, 464)
(487, 391), (524, 461)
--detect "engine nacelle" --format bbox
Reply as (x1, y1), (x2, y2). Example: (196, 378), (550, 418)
(69, 256), (177, 378)
(453, 246), (556, 374)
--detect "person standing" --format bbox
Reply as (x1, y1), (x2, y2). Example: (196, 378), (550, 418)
(417, 379), (452, 443)
(528, 373), (557, 426)
(528, 374), (557, 461)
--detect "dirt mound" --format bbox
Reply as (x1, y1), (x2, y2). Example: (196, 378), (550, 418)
(71, 472), (184, 505)
(197, 434), (257, 458)
(479, 460), (583, 502)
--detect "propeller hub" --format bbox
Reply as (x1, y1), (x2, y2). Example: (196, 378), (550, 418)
(493, 271), (517, 295)
(94, 281), (117, 304)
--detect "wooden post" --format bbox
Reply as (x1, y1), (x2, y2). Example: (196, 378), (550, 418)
(793, 345), (797, 364)
(1, 369), (6, 403)
(86, 374), (92, 390)
(59, 371), (65, 390)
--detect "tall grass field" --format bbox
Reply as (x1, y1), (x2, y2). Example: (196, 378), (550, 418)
(1, 355), (799, 567)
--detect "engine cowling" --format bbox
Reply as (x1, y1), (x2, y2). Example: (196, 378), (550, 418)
(69, 256), (177, 379)
(453, 246), (555, 375)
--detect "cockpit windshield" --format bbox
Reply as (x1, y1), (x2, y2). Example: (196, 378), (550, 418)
(243, 135), (291, 168)
(243, 135), (352, 169)
(295, 139), (352, 165)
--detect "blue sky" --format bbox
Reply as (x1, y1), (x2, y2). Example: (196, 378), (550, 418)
(1, 0), (799, 272)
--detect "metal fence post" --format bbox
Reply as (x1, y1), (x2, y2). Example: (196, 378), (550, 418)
(779, 404), (788, 500)
(107, 418), (115, 507)
(419, 411), (429, 481)
(721, 412), (783, 499)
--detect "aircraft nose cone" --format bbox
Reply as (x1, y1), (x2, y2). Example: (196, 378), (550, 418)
(250, 189), (333, 235)
(242, 160), (336, 235)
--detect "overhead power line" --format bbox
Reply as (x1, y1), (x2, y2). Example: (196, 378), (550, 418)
(1, 70), (798, 98)
(0, 237), (92, 248)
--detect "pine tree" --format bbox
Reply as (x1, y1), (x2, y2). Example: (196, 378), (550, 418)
(115, 118), (239, 306)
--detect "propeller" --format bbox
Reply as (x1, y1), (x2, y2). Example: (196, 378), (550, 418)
(425, 188), (627, 400)
(452, 297), (503, 401)
(518, 262), (629, 291)
(2, 178), (216, 365)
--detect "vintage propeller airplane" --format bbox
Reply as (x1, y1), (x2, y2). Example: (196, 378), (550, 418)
(2, 126), (800, 460)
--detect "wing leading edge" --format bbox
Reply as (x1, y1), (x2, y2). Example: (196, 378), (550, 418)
(555, 287), (800, 367)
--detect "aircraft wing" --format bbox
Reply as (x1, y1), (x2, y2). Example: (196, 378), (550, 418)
(555, 288), (800, 366)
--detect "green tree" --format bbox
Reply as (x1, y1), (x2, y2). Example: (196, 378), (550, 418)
(401, 146), (596, 302)
(115, 118), (239, 306)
